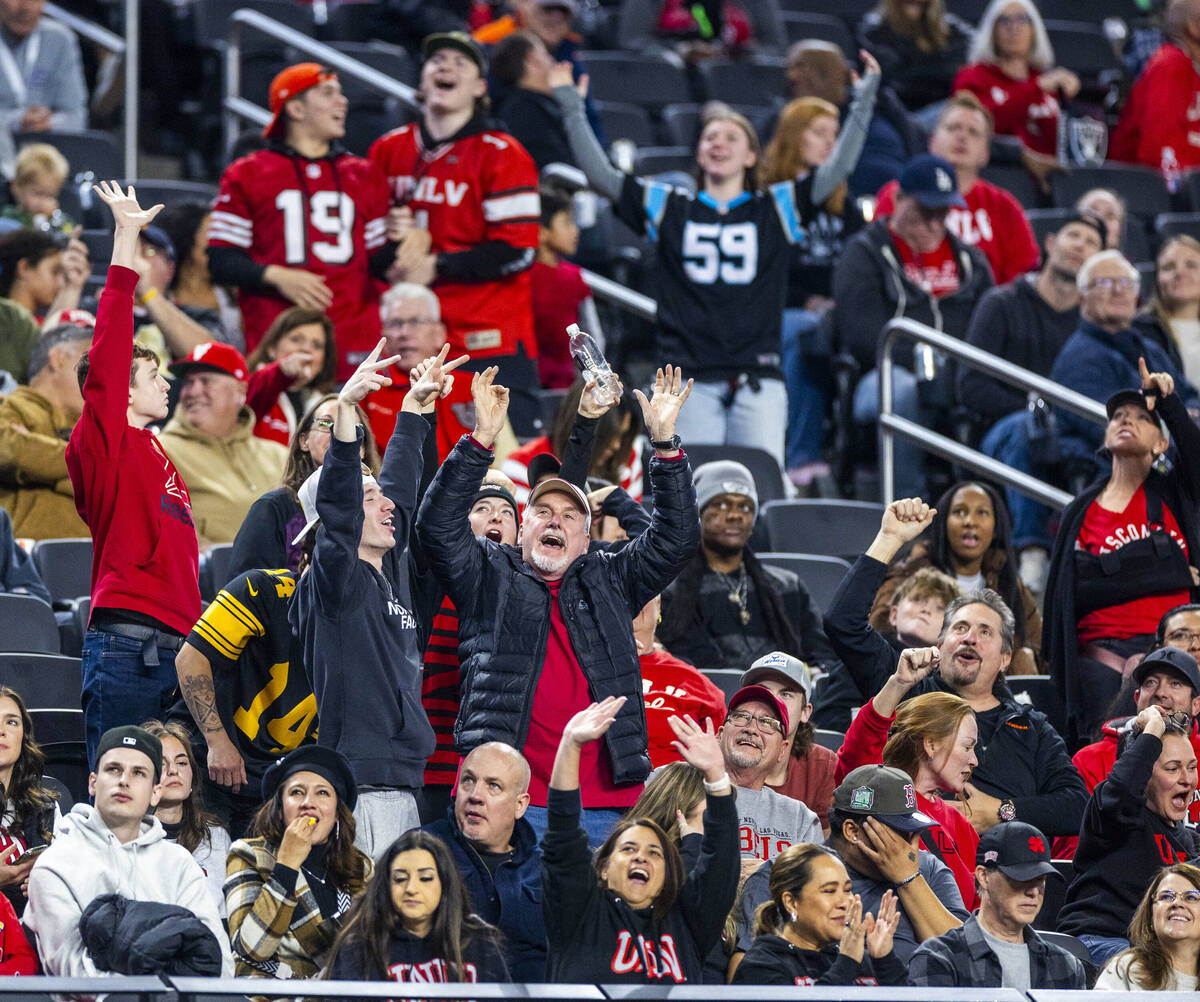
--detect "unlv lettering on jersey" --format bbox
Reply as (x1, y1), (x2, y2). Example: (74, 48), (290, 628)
(388, 958), (479, 982)
(393, 176), (470, 207)
(609, 931), (685, 983)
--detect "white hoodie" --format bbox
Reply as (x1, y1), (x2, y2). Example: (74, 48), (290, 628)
(24, 803), (234, 978)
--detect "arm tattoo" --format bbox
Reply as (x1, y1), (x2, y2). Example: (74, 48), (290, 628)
(179, 673), (224, 735)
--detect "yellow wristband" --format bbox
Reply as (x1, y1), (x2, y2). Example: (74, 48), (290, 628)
(139, 288), (159, 306)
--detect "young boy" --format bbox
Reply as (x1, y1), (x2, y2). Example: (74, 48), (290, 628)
(1, 144), (74, 234)
(530, 185), (598, 389)
(65, 182), (201, 769)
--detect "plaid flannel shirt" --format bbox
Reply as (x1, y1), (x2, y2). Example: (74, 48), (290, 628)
(908, 915), (1087, 989)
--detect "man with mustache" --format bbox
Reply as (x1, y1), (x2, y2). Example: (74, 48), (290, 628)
(416, 364), (698, 843)
(824, 498), (1087, 838)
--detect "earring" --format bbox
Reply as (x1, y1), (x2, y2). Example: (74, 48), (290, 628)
(790, 911), (797, 923)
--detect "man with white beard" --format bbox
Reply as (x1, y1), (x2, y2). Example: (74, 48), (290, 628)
(416, 364), (700, 844)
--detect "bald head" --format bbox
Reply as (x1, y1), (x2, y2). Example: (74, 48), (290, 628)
(454, 741), (532, 852)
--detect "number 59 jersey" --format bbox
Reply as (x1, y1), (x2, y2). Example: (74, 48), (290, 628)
(209, 149), (391, 380)
(185, 567), (318, 794)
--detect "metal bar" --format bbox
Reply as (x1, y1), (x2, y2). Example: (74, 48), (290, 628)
(580, 267), (657, 320)
(44, 2), (125, 52)
(879, 414), (1075, 508)
(223, 18), (246, 156)
(123, 0), (137, 180)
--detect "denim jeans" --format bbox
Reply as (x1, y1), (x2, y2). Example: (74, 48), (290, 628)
(781, 309), (828, 469)
(673, 376), (787, 468)
(853, 366), (926, 499)
(80, 626), (180, 770)
(523, 805), (623, 850)
(980, 410), (1052, 551)
(1079, 934), (1130, 966)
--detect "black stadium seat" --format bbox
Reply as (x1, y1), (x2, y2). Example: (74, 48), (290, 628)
(702, 668), (742, 702)
(757, 553), (851, 614)
(594, 101), (657, 148)
(698, 60), (786, 107)
(683, 445), (789, 506)
(30, 708), (88, 803)
(0, 654), (81, 710)
(1007, 673), (1069, 740)
(1155, 212), (1200, 246)
(760, 499), (885, 557)
(1044, 20), (1122, 80)
(633, 146), (696, 178)
(576, 52), (692, 111)
(813, 728), (844, 751)
(1035, 858), (1075, 931)
(0, 595), (61, 654)
(31, 539), (93, 606)
(15, 130), (122, 182)
(781, 12), (855, 56)
(1051, 165), (1171, 221)
(207, 543), (236, 596)
(979, 163), (1043, 210)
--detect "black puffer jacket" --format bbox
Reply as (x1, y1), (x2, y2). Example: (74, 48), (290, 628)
(416, 436), (699, 784)
(79, 894), (223, 975)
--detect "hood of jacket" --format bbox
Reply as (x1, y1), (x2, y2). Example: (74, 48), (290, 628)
(161, 405), (258, 446)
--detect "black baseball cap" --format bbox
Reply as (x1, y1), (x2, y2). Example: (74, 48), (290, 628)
(421, 31), (487, 74)
(1106, 388), (1164, 429)
(528, 453), (563, 488)
(1133, 646), (1200, 694)
(261, 746), (357, 810)
(898, 153), (967, 209)
(833, 764), (936, 832)
(474, 482), (519, 524)
(976, 821), (1060, 881)
(96, 725), (163, 781)
(1058, 210), (1107, 248)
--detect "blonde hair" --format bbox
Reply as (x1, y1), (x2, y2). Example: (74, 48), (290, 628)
(968, 0), (1056, 71)
(14, 143), (69, 188)
(623, 761), (706, 845)
(881, 691), (974, 793)
(892, 566), (960, 610)
(1148, 234), (1200, 340)
(763, 98), (846, 216)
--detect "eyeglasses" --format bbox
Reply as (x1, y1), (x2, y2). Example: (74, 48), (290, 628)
(383, 317), (437, 329)
(726, 709), (783, 734)
(1155, 889), (1200, 904)
(996, 12), (1032, 25)
(1088, 277), (1138, 292)
(311, 417), (335, 432)
(1165, 629), (1200, 647)
(710, 500), (755, 515)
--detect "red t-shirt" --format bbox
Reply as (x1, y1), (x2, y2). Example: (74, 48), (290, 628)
(890, 229), (961, 298)
(639, 647), (727, 769)
(363, 370), (476, 461)
(531, 259), (590, 390)
(423, 595), (463, 786)
(1076, 485), (1190, 643)
(1111, 43), (1200, 186)
(953, 62), (1060, 158)
(522, 579), (644, 808)
(876, 177), (1037, 285)
(500, 435), (644, 506)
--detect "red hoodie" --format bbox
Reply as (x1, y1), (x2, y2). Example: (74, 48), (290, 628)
(65, 266), (201, 636)
(0, 892), (36, 974)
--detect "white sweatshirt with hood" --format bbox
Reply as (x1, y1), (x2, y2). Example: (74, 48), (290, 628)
(24, 803), (234, 978)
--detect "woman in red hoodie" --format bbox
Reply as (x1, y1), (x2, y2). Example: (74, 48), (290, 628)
(835, 647), (981, 909)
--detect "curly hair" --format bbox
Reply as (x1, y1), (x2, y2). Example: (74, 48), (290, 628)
(0, 686), (56, 843)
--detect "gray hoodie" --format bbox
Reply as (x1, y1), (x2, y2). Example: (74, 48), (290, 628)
(24, 803), (233, 979)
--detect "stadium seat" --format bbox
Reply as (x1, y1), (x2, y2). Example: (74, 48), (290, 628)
(237, 50), (290, 103)
(327, 41), (418, 95)
(1024, 207), (1070, 262)
(575, 52), (692, 111)
(207, 543), (235, 597)
(1121, 216), (1153, 266)
(127, 180), (218, 208)
(1185, 171), (1200, 213)
(1044, 20), (1122, 80)
(683, 444), (789, 506)
(1136, 260), (1156, 302)
(80, 228), (114, 278)
(0, 654), (81, 710)
(192, 0), (314, 53)
(979, 163), (1043, 209)
(595, 101), (656, 148)
(1050, 165), (1171, 221)
(760, 499), (885, 557)
(343, 106), (406, 157)
(757, 553), (852, 614)
(15, 131), (122, 183)
(813, 728), (844, 751)
(781, 12), (856, 55)
(0, 595), (60, 654)
(702, 668), (742, 701)
(633, 146), (697, 178)
(660, 104), (702, 148)
(1034, 859), (1075, 931)
(30, 539), (93, 606)
(1007, 674), (1069, 741)
(31, 708), (87, 804)
(1038, 930), (1094, 970)
(1155, 212), (1200, 246)
(697, 60), (786, 107)
(778, 0), (873, 18)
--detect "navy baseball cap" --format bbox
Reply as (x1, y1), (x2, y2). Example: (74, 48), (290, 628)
(1106, 388), (1164, 430)
(898, 153), (967, 209)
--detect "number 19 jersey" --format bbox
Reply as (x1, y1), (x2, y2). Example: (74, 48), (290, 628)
(209, 148), (390, 380)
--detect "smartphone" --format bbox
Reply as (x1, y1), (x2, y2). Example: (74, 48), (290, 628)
(11, 844), (47, 865)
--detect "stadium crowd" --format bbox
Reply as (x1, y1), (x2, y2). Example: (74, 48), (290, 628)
(2, 0), (1200, 990)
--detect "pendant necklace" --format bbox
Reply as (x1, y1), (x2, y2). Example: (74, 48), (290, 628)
(719, 565), (751, 626)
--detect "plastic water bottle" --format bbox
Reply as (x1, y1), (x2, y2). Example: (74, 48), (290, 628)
(567, 324), (619, 406)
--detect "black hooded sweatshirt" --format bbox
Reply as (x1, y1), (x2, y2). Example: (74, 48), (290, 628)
(327, 925), (509, 983)
(732, 934), (907, 986)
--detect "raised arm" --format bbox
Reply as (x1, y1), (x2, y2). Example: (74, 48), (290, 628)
(811, 52), (881, 206)
(550, 64), (626, 202)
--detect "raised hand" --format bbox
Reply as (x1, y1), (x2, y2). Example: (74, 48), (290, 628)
(858, 817), (920, 885)
(563, 696), (627, 746)
(578, 376), (623, 418)
(276, 814), (320, 870)
(278, 350), (316, 386)
(894, 646), (940, 688)
(632, 365), (692, 447)
(879, 498), (935, 543)
(549, 60), (587, 97)
(1134, 704), (1168, 738)
(667, 714), (726, 784)
(471, 366), (510, 448)
(1139, 356), (1175, 407)
(267, 267), (334, 310)
(838, 894), (867, 962)
(92, 181), (164, 229)
(339, 338), (403, 406)
(406, 344), (469, 411)
(865, 890), (899, 958)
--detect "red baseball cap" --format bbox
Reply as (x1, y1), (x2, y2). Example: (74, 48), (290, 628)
(262, 63), (336, 139)
(169, 342), (249, 383)
(725, 684), (790, 736)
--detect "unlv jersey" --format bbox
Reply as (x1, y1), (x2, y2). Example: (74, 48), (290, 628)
(369, 121), (539, 358)
(209, 148), (390, 380)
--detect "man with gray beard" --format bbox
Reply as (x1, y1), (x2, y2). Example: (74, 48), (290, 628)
(416, 365), (699, 843)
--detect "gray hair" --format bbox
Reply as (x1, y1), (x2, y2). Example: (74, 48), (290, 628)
(380, 282), (441, 322)
(1077, 249), (1139, 294)
(939, 588), (1016, 655)
(28, 322), (93, 380)
(968, 0), (1056, 71)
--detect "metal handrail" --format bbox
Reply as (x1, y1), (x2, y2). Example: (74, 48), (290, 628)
(44, 2), (124, 52)
(581, 268), (657, 321)
(878, 317), (1108, 508)
(223, 9), (418, 153)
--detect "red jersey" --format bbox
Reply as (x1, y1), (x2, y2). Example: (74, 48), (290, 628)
(1075, 485), (1190, 642)
(953, 62), (1061, 158)
(639, 647), (727, 769)
(531, 259), (590, 389)
(1111, 43), (1200, 187)
(892, 230), (961, 298)
(363, 369), (476, 461)
(369, 122), (539, 358)
(65, 267), (201, 636)
(208, 148), (390, 380)
(501, 434), (644, 506)
(876, 177), (1037, 284)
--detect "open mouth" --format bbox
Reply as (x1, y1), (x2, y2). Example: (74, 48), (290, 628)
(628, 867), (650, 887)
(959, 532), (980, 547)
(1172, 793), (1190, 812)
(539, 531), (565, 551)
(736, 735), (763, 750)
(484, 528), (503, 543)
(953, 646), (980, 665)
(381, 516), (394, 533)
(433, 78), (457, 92)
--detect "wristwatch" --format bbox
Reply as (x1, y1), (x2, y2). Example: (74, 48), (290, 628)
(998, 799), (1017, 822)
(651, 435), (682, 451)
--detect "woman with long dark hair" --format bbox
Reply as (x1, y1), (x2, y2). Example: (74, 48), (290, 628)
(869, 480), (1041, 673)
(244, 307), (338, 447)
(1096, 862), (1200, 990)
(225, 746), (370, 979)
(325, 830), (508, 983)
(227, 393), (381, 577)
(0, 685), (60, 915)
(141, 720), (230, 917)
